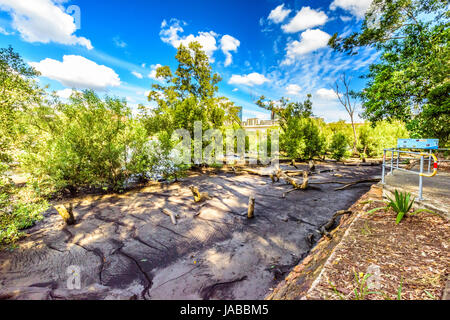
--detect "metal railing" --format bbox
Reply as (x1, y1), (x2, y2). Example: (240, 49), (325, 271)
(382, 148), (438, 200)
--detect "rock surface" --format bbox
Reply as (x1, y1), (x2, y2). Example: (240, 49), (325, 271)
(0, 164), (380, 300)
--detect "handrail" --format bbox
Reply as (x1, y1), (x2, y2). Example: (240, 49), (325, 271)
(419, 152), (438, 177)
(382, 148), (438, 200)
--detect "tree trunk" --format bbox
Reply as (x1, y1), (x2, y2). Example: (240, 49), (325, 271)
(350, 114), (358, 155)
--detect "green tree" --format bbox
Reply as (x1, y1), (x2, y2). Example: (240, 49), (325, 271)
(329, 0), (450, 144)
(330, 132), (350, 161)
(0, 46), (43, 168)
(23, 90), (151, 193)
(143, 42), (239, 137)
(256, 95), (313, 132)
(358, 120), (410, 157)
(0, 47), (48, 246)
(257, 95), (325, 159)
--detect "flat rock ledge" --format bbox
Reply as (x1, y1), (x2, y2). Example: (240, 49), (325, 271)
(267, 184), (379, 300)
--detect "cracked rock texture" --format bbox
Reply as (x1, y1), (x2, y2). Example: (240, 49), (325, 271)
(0, 164), (380, 300)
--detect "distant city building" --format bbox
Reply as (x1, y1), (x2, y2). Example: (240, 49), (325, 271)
(241, 118), (279, 132)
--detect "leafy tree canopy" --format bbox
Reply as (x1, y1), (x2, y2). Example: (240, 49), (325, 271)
(0, 46), (43, 165)
(329, 0), (450, 144)
(256, 94), (314, 132)
(143, 41), (239, 136)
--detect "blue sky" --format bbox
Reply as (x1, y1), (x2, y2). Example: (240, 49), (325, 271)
(0, 0), (377, 122)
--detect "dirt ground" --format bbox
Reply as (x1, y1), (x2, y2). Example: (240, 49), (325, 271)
(0, 163), (381, 300)
(267, 184), (449, 300)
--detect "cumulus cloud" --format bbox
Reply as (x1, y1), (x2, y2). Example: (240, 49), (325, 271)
(30, 55), (120, 90)
(55, 88), (77, 99)
(160, 19), (239, 65)
(286, 84), (302, 95)
(228, 72), (269, 87)
(131, 71), (143, 79)
(268, 4), (291, 24)
(0, 0), (93, 49)
(160, 19), (218, 59)
(148, 64), (163, 80)
(315, 88), (338, 100)
(330, 0), (373, 19)
(281, 6), (328, 33)
(220, 35), (240, 66)
(282, 29), (331, 65)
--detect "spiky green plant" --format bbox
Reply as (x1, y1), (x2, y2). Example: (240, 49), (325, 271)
(366, 190), (438, 224)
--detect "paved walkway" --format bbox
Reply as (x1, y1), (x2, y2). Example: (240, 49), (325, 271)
(384, 168), (449, 217)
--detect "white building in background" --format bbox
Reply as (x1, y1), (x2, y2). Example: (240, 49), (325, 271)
(241, 118), (279, 133)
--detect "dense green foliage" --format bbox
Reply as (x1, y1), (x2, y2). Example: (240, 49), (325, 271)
(22, 90), (152, 194)
(357, 120), (410, 156)
(256, 95), (326, 160)
(329, 0), (450, 144)
(257, 96), (409, 160)
(142, 41), (239, 138)
(0, 47), (48, 246)
(330, 132), (350, 161)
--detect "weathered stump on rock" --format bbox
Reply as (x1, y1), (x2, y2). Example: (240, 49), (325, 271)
(247, 196), (255, 219)
(162, 208), (178, 225)
(55, 203), (76, 225)
(189, 186), (211, 203)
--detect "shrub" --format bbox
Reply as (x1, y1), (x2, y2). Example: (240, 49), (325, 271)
(367, 190), (438, 224)
(358, 120), (409, 157)
(21, 90), (153, 193)
(281, 118), (326, 160)
(330, 132), (350, 161)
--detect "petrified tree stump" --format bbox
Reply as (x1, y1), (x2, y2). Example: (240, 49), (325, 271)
(189, 186), (211, 203)
(247, 196), (255, 219)
(55, 203), (76, 225)
(308, 160), (315, 172)
(162, 208), (178, 225)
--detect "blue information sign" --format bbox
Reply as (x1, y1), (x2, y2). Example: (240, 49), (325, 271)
(397, 139), (439, 149)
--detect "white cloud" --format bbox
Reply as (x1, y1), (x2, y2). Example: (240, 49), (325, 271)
(148, 64), (163, 80)
(160, 19), (218, 59)
(113, 36), (127, 48)
(315, 88), (338, 100)
(232, 88), (239, 92)
(0, 0), (93, 49)
(131, 71), (143, 79)
(30, 55), (120, 90)
(55, 88), (76, 99)
(330, 0), (373, 19)
(0, 26), (13, 35)
(282, 6), (328, 33)
(220, 35), (240, 66)
(160, 19), (238, 66)
(286, 84), (302, 95)
(228, 72), (270, 87)
(340, 15), (353, 22)
(268, 4), (291, 24)
(282, 29), (331, 65)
